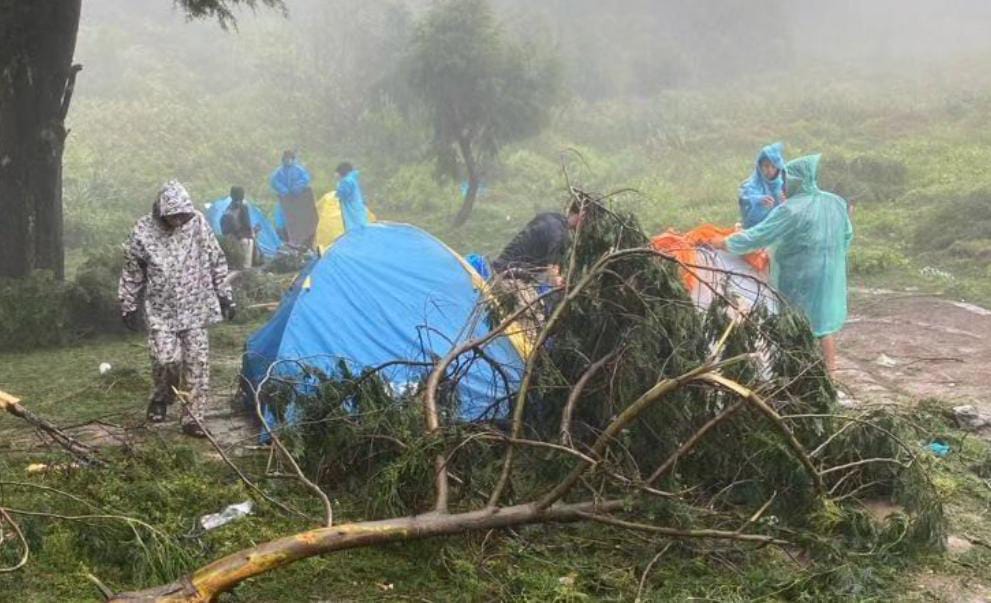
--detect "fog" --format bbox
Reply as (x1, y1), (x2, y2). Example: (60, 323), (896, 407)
(76, 0), (991, 103)
(60, 0), (991, 251)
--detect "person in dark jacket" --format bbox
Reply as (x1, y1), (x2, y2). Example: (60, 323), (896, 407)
(220, 186), (256, 267)
(493, 202), (586, 285)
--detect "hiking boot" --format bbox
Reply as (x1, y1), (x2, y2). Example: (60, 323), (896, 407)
(181, 422), (208, 439)
(146, 402), (167, 423)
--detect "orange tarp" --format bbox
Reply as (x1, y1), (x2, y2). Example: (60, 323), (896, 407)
(651, 224), (769, 291)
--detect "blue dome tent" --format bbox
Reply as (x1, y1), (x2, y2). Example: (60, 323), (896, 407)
(242, 223), (526, 422)
(206, 196), (284, 259)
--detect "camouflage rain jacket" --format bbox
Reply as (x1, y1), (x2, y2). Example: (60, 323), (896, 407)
(119, 181), (233, 332)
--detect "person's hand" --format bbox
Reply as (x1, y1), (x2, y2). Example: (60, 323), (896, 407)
(710, 235), (727, 250)
(122, 311), (142, 332)
(219, 298), (237, 321)
(761, 196), (776, 209)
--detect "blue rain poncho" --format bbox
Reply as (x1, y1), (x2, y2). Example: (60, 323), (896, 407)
(727, 154), (853, 337)
(739, 142), (786, 228)
(336, 170), (369, 231)
(269, 162), (312, 198)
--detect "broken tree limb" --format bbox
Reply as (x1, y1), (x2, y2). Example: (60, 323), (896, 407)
(0, 507), (29, 573)
(574, 512), (789, 546)
(425, 287), (557, 513)
(107, 499), (626, 602)
(0, 389), (105, 467)
(536, 354), (752, 511)
(699, 374), (827, 495)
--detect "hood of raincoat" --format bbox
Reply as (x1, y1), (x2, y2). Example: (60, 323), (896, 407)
(154, 180), (195, 218)
(756, 142), (785, 179)
(784, 154), (821, 197)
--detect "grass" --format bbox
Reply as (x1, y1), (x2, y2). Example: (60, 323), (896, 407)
(2, 313), (991, 601)
(5, 48), (991, 603)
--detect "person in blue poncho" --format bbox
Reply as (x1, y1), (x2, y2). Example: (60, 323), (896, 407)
(335, 162), (369, 231)
(715, 154), (853, 376)
(738, 142), (787, 228)
(270, 150), (318, 248)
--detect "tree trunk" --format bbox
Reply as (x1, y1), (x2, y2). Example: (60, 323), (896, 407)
(0, 0), (82, 279)
(452, 134), (480, 227)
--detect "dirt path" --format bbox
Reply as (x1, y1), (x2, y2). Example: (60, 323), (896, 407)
(837, 288), (991, 412)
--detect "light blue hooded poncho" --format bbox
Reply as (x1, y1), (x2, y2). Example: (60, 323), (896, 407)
(337, 169), (369, 231)
(739, 142), (786, 228)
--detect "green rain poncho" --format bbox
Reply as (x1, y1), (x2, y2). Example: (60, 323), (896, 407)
(726, 155), (853, 337)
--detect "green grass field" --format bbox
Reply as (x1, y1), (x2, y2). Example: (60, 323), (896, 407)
(3, 53), (991, 602)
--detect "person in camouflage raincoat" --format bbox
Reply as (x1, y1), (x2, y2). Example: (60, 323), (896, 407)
(118, 180), (236, 437)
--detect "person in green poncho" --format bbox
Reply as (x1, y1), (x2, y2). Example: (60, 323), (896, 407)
(714, 154), (854, 375)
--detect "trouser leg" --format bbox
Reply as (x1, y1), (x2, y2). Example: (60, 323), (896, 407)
(148, 330), (182, 417)
(241, 238), (254, 269)
(179, 328), (211, 425)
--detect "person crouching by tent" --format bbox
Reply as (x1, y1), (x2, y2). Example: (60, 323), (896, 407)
(714, 155), (853, 375)
(739, 142), (787, 229)
(490, 201), (588, 334)
(270, 150), (318, 249)
(492, 201), (587, 286)
(335, 161), (369, 231)
(118, 180), (237, 438)
(220, 186), (256, 268)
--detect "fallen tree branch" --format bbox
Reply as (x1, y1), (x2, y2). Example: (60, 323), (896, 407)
(252, 366), (333, 527)
(574, 512), (789, 546)
(108, 499), (626, 602)
(537, 354), (752, 511)
(0, 507), (29, 573)
(698, 374), (827, 495)
(174, 389), (314, 524)
(425, 287), (557, 513)
(0, 389), (105, 467)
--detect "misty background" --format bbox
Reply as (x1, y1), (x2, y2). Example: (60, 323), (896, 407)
(65, 0), (991, 297)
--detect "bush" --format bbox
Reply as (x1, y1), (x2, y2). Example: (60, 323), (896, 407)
(848, 247), (910, 276)
(819, 155), (908, 204)
(69, 245), (127, 334)
(915, 187), (991, 252)
(231, 269), (288, 323)
(0, 272), (74, 351)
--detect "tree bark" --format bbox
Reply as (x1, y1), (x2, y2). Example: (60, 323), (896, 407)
(452, 134), (479, 227)
(0, 0), (82, 279)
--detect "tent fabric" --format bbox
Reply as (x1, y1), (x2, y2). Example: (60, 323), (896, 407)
(313, 191), (376, 251)
(242, 223), (525, 421)
(727, 154), (853, 337)
(205, 197), (284, 258)
(651, 225), (770, 292)
(739, 142), (786, 228)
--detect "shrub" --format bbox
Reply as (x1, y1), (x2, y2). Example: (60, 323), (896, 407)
(69, 245), (128, 334)
(915, 187), (991, 252)
(0, 272), (74, 351)
(818, 155), (908, 204)
(848, 247), (910, 276)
